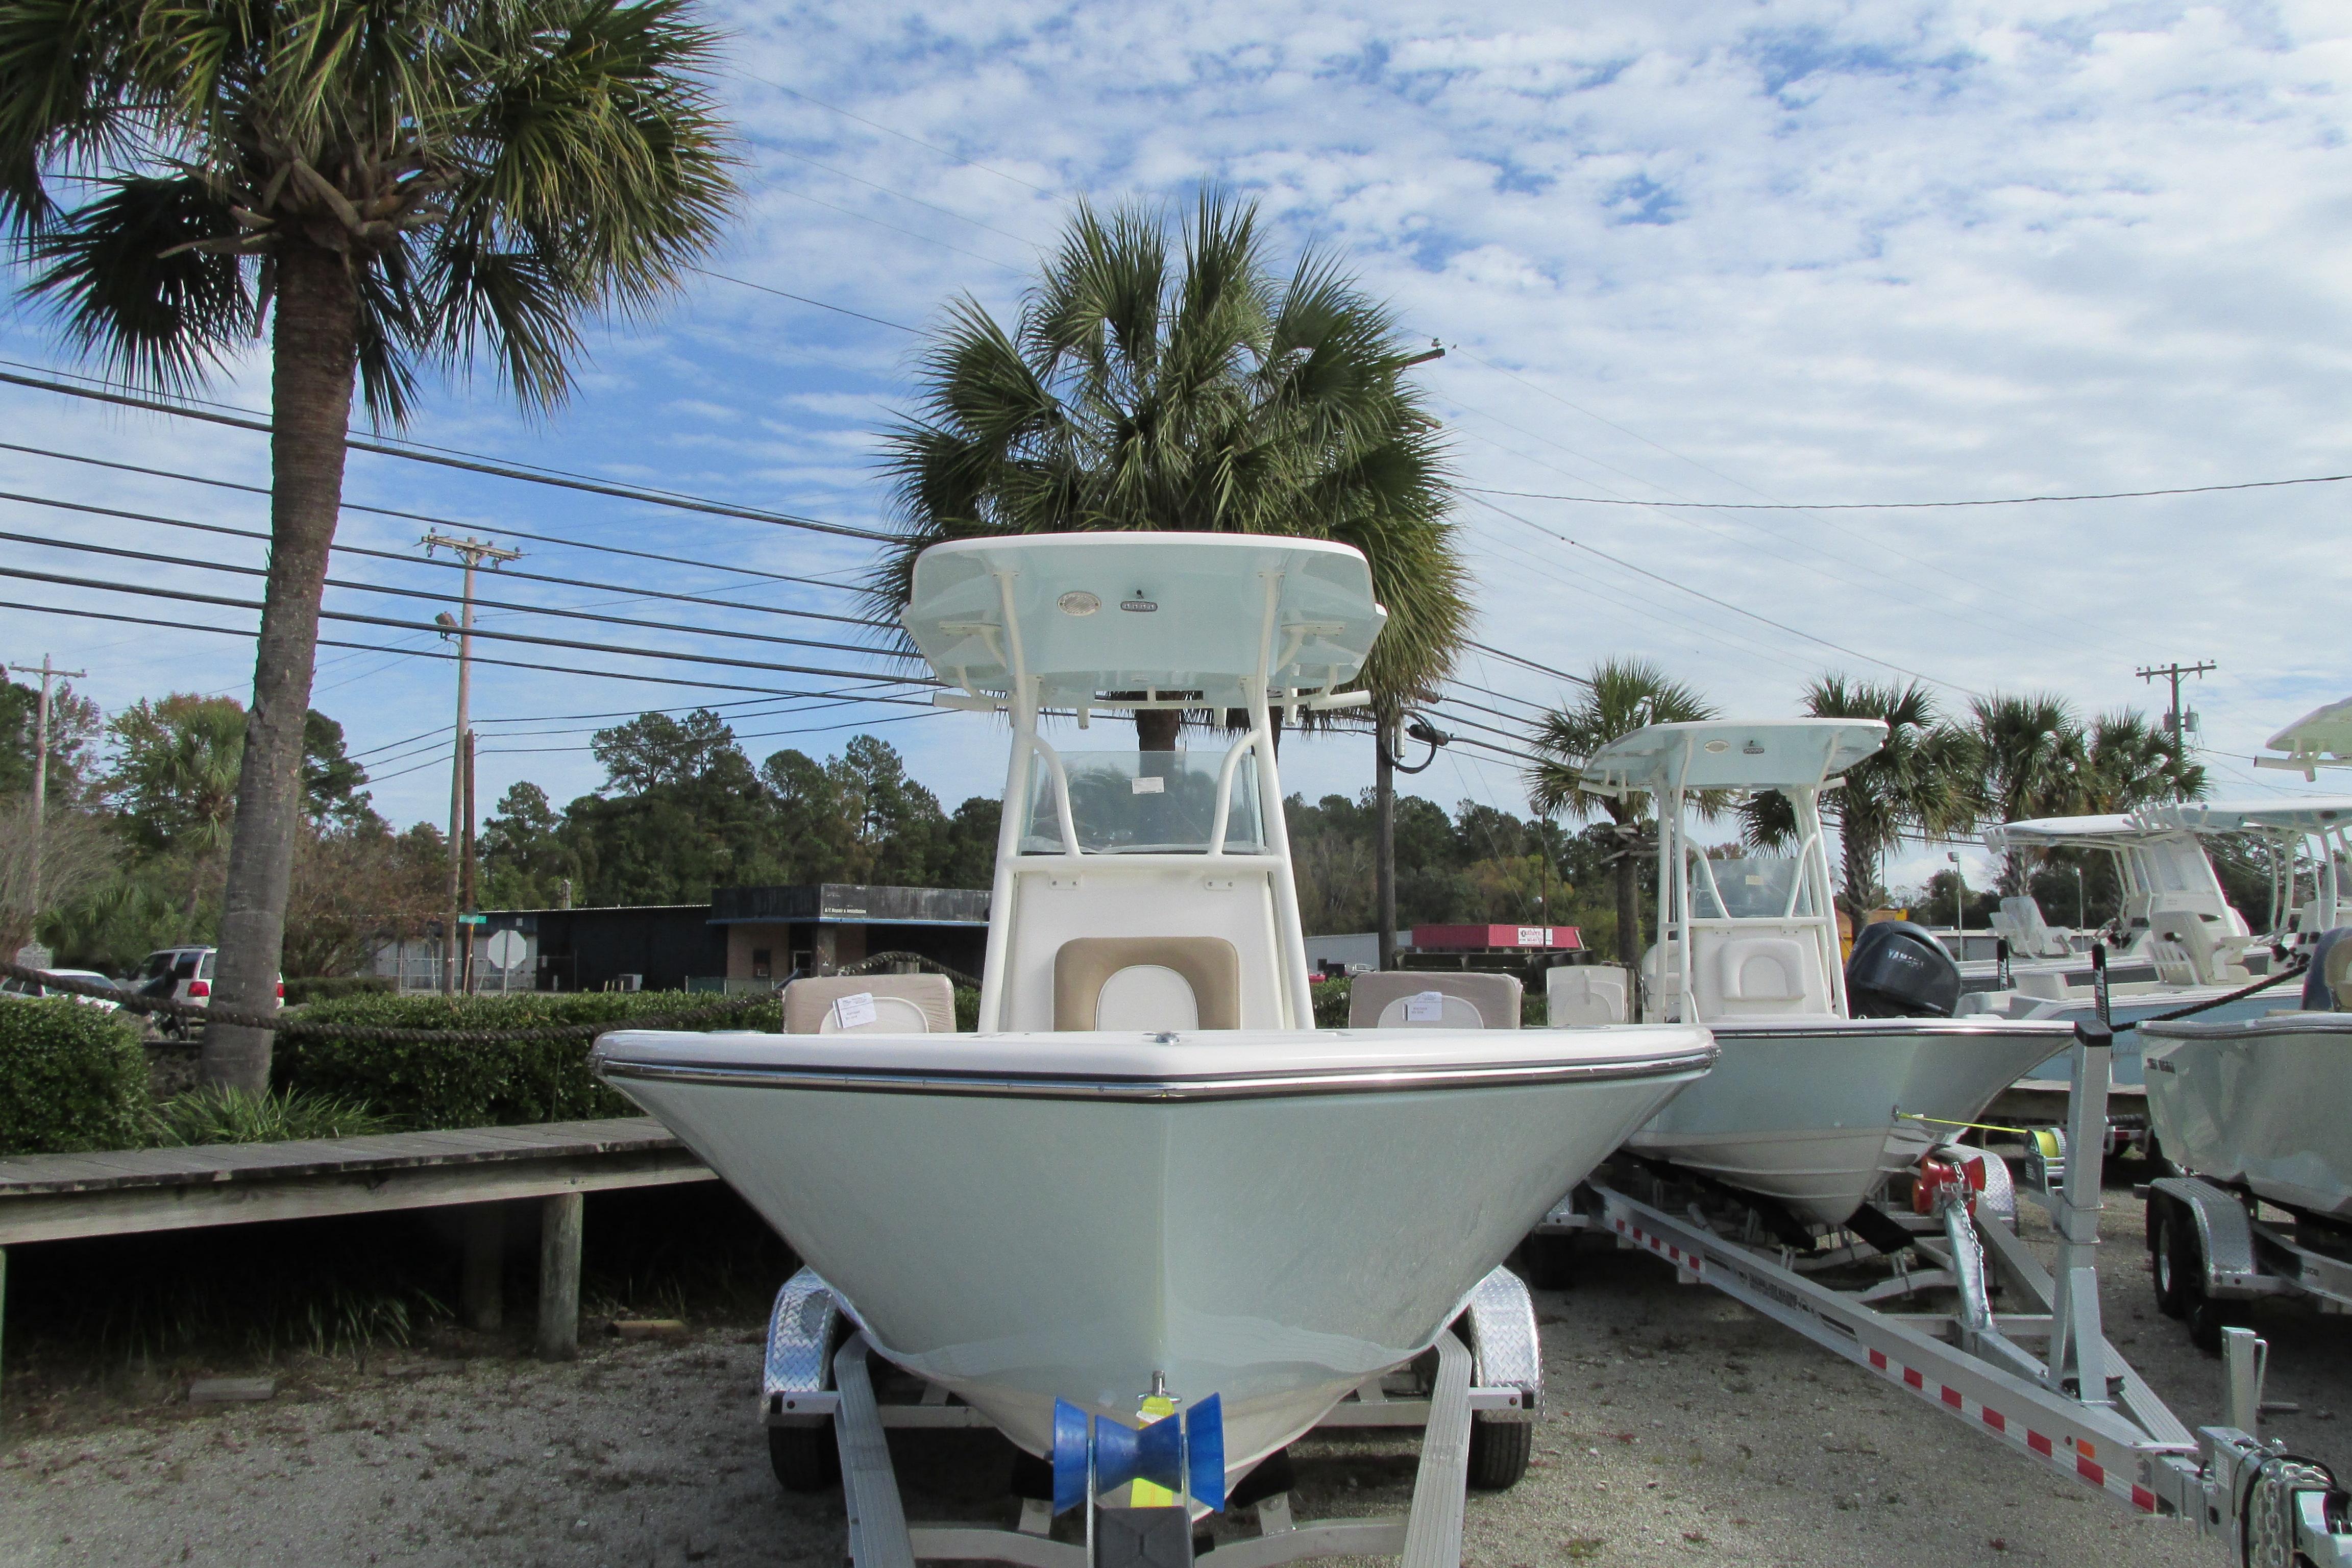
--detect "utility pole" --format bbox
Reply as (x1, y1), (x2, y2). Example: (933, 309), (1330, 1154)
(7, 655), (87, 943)
(2136, 659), (2216, 767)
(422, 534), (520, 994)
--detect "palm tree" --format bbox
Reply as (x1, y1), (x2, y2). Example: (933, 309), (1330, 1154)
(1971, 693), (2088, 892)
(2085, 709), (2206, 811)
(3, 0), (737, 1092)
(1750, 676), (1979, 922)
(874, 191), (1470, 751)
(1526, 658), (1717, 968)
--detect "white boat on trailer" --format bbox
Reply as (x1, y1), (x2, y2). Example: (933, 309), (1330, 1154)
(595, 533), (1715, 1564)
(1575, 719), (2070, 1223)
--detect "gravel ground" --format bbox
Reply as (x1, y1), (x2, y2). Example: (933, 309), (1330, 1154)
(4, 1188), (2346, 1568)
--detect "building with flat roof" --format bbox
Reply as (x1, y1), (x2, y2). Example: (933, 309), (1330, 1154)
(373, 883), (989, 993)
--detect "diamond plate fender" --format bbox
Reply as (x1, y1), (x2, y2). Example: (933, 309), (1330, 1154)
(763, 1267), (844, 1414)
(2150, 1177), (2266, 1299)
(1458, 1265), (1542, 1423)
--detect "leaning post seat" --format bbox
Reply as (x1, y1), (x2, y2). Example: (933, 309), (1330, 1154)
(782, 974), (958, 1035)
(1053, 937), (1243, 1031)
(1346, 971), (1523, 1030)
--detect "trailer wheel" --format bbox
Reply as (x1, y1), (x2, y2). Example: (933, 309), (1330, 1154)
(2167, 1210), (2247, 1355)
(1465, 1414), (1532, 1490)
(768, 1422), (840, 1492)
(2150, 1194), (2192, 1319)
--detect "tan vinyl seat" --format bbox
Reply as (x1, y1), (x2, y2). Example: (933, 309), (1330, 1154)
(1347, 971), (1523, 1029)
(1054, 938), (1243, 1031)
(1546, 965), (1628, 1025)
(783, 974), (958, 1035)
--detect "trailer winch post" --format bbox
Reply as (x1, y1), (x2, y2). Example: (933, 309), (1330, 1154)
(2045, 1022), (2115, 1407)
(2221, 1327), (2266, 1438)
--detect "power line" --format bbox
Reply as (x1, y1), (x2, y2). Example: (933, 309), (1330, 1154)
(1463, 474), (2352, 511)
(0, 485), (888, 630)
(0, 440), (878, 600)
(0, 598), (940, 704)
(1468, 495), (1975, 697)
(691, 267), (920, 334)
(0, 363), (893, 542)
(0, 565), (939, 688)
(750, 140), (1045, 249)
(0, 525), (918, 665)
(1464, 640), (1592, 688)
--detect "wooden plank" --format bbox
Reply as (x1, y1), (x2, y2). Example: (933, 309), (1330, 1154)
(0, 1150), (714, 1245)
(0, 1117), (690, 1197)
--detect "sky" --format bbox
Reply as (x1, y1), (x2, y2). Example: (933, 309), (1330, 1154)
(4, 0), (2350, 902)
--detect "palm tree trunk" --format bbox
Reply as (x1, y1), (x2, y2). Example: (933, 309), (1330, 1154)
(1375, 714), (1396, 970)
(202, 246), (358, 1094)
(1613, 848), (1641, 970)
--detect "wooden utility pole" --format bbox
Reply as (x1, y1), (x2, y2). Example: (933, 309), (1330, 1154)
(2136, 659), (2216, 767)
(422, 534), (520, 993)
(7, 654), (87, 937)
(1375, 706), (1398, 971)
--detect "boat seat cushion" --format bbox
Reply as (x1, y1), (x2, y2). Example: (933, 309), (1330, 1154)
(783, 975), (958, 1035)
(1348, 971), (1522, 1029)
(1546, 965), (1628, 1025)
(1055, 937), (1242, 1031)
(1716, 937), (1808, 1003)
(2311, 928), (2352, 1011)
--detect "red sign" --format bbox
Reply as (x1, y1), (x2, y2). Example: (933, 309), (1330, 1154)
(1409, 924), (1584, 951)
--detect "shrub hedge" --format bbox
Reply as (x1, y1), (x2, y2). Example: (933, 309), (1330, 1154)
(277, 990), (781, 1131)
(0, 998), (155, 1156)
(283, 975), (395, 1007)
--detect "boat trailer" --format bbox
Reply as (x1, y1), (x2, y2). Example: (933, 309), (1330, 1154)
(1547, 1022), (2352, 1568)
(755, 1264), (1548, 1568)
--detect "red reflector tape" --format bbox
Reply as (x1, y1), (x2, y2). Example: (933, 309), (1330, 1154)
(2027, 1431), (2053, 1457)
(1940, 1385), (1963, 1409)
(1903, 1368), (1924, 1390)
(2130, 1484), (2157, 1513)
(1868, 1350), (1887, 1371)
(1982, 1408), (2005, 1433)
(2076, 1455), (2104, 1486)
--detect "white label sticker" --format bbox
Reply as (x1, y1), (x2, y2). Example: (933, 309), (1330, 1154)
(833, 992), (878, 1028)
(1517, 927), (1547, 946)
(1403, 991), (1446, 1022)
(1131, 775), (1166, 794)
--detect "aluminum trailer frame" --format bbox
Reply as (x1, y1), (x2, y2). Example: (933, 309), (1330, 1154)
(755, 1264), (1546, 1568)
(1576, 1025), (2352, 1567)
(2149, 1175), (2352, 1322)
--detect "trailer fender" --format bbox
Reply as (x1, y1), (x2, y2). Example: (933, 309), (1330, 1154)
(2149, 1178), (2265, 1301)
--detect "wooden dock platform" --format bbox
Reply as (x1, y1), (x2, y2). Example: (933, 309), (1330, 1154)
(0, 1118), (717, 1396)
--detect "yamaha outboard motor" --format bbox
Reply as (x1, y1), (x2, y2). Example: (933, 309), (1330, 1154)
(1845, 919), (1962, 1018)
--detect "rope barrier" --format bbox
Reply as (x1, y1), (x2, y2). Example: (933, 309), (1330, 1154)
(834, 950), (983, 989)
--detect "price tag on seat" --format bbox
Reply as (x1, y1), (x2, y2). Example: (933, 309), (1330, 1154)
(833, 992), (878, 1028)
(1403, 991), (1446, 1022)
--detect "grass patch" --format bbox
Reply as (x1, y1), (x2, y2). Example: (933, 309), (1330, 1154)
(149, 1085), (395, 1147)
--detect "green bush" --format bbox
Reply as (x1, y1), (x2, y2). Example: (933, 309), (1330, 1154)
(0, 998), (155, 1156)
(1310, 976), (1351, 1027)
(276, 990), (778, 1131)
(283, 975), (395, 1007)
(152, 1085), (394, 1146)
(953, 985), (980, 1031)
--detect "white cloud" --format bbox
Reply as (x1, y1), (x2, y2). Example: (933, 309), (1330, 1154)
(5, 0), (2350, 841)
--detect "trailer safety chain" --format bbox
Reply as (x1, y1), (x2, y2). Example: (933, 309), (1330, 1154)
(2108, 954), (2311, 1032)
(2238, 1452), (2339, 1568)
(0, 960), (779, 1043)
(832, 950), (982, 989)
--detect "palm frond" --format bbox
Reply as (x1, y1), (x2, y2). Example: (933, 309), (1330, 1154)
(26, 172), (249, 390)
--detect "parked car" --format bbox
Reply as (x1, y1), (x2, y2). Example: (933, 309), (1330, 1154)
(0, 968), (124, 1012)
(136, 947), (282, 1037)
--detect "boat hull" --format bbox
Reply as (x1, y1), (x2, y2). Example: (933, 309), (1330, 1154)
(2142, 1014), (2352, 1219)
(595, 1025), (1711, 1475)
(1627, 1019), (2072, 1223)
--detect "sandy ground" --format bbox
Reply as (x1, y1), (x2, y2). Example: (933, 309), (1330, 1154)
(4, 1190), (2346, 1568)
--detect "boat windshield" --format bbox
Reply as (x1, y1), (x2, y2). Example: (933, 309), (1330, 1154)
(1022, 749), (1267, 855)
(1690, 852), (1819, 920)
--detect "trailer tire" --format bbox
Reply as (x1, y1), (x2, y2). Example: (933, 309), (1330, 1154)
(1466, 1414), (1532, 1491)
(2167, 1214), (2248, 1355)
(2150, 1194), (2192, 1319)
(768, 1422), (840, 1492)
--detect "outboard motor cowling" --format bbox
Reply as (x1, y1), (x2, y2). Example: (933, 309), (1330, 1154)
(1845, 919), (1962, 1018)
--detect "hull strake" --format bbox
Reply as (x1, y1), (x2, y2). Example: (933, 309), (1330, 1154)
(603, 1054), (1703, 1474)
